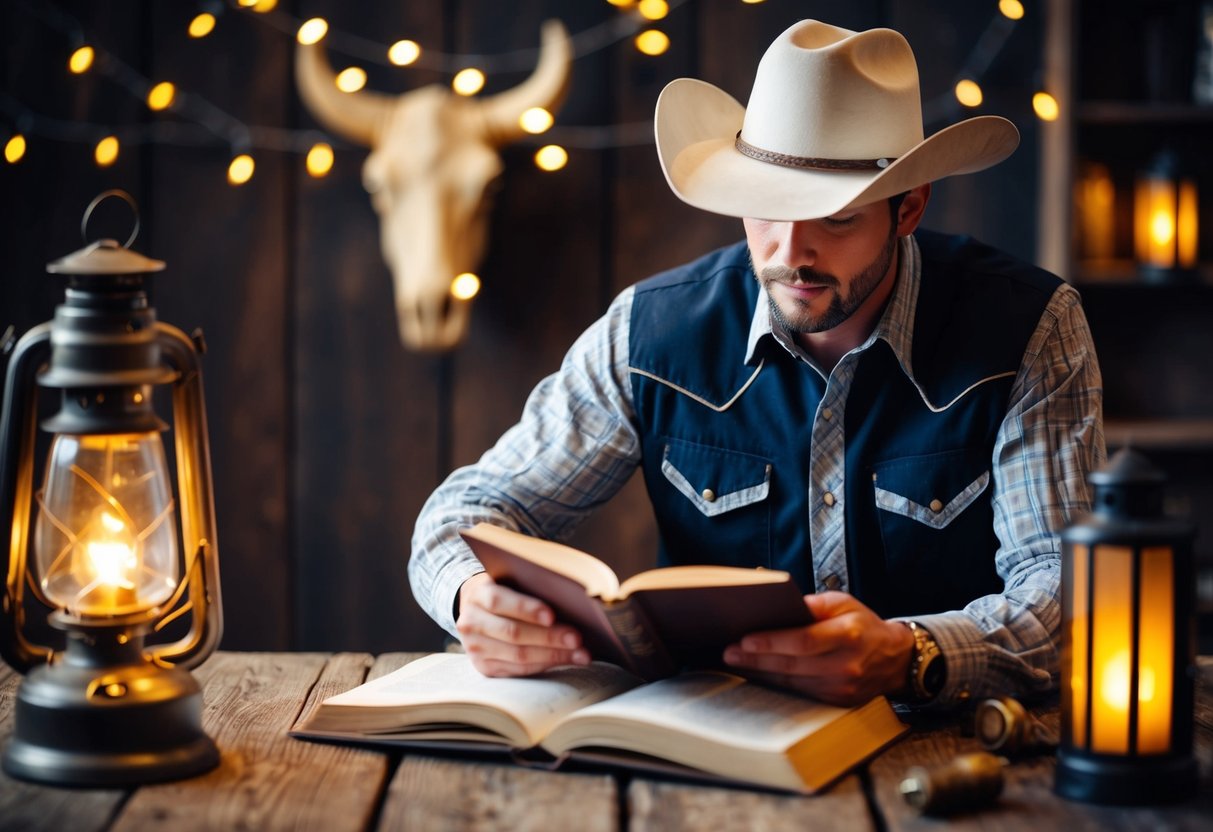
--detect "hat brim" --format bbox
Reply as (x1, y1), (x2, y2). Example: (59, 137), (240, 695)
(655, 78), (1020, 221)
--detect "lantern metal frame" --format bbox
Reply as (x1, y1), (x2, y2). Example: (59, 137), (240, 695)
(0, 193), (222, 786)
(1056, 449), (1198, 805)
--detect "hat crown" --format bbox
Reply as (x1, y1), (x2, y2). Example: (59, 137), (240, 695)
(741, 20), (924, 161)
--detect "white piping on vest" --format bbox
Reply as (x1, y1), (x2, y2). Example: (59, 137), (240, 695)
(628, 360), (765, 413)
(914, 370), (1018, 413)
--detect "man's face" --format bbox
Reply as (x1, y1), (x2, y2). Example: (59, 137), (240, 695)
(744, 199), (899, 334)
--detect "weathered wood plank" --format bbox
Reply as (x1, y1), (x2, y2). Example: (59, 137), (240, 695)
(110, 652), (388, 832)
(382, 755), (618, 832)
(627, 775), (874, 832)
(292, 0), (449, 656)
(0, 663), (126, 832)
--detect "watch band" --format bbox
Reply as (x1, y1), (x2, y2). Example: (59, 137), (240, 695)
(904, 621), (946, 702)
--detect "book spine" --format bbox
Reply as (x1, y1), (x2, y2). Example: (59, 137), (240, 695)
(601, 598), (676, 680)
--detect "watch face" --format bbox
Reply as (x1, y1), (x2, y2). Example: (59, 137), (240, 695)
(923, 654), (946, 695)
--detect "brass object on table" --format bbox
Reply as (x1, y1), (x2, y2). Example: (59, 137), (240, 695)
(899, 751), (1005, 816)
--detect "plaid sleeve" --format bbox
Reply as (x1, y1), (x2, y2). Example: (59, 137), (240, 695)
(408, 288), (642, 636)
(911, 283), (1106, 707)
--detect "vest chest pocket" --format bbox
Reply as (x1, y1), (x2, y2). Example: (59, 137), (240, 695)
(661, 441), (771, 517)
(655, 439), (773, 569)
(870, 449), (1001, 612)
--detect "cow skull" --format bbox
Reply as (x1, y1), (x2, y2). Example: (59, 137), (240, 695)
(295, 21), (572, 351)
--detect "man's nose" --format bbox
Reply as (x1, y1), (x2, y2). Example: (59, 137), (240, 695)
(771, 220), (818, 268)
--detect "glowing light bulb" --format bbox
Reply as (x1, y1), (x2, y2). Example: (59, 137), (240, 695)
(635, 30), (670, 56)
(297, 18), (328, 46)
(4, 134), (27, 164)
(147, 81), (176, 111)
(94, 135), (119, 167)
(228, 154), (255, 185)
(189, 13), (216, 38)
(534, 144), (568, 172)
(452, 68), (486, 96)
(1033, 91), (1059, 121)
(336, 67), (367, 93)
(251, 0), (278, 11)
(389, 39), (421, 66)
(519, 107), (554, 134)
(450, 273), (481, 301)
(638, 0), (669, 20)
(306, 142), (334, 177)
(69, 45), (94, 74)
(954, 79), (983, 108)
(606, 0), (634, 6)
(999, 0), (1025, 20)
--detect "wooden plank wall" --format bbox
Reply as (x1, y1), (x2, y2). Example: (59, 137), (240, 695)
(0, 0), (1043, 653)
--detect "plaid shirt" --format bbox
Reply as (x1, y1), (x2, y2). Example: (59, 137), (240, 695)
(410, 234), (1106, 706)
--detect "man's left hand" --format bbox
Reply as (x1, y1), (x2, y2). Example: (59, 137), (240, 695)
(722, 591), (914, 706)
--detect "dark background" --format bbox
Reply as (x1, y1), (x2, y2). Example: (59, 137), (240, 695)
(2, 0), (1209, 653)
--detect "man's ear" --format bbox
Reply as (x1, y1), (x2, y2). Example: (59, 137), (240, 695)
(895, 183), (931, 236)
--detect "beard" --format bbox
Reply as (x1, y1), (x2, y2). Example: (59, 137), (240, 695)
(758, 228), (898, 335)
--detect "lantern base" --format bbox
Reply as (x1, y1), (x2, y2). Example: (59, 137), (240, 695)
(1, 637), (218, 787)
(1055, 750), (1198, 805)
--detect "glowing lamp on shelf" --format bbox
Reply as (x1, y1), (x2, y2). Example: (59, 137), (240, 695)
(1056, 449), (1197, 805)
(0, 191), (222, 786)
(1134, 150), (1198, 282)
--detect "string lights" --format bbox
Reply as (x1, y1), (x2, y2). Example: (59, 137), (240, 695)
(2, 0), (1054, 184)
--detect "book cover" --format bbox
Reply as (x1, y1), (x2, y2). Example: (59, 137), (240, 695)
(460, 523), (812, 679)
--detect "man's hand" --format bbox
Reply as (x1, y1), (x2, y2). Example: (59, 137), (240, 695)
(455, 572), (590, 677)
(722, 591), (914, 706)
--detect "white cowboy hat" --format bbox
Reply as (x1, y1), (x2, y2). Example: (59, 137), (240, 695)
(654, 19), (1020, 221)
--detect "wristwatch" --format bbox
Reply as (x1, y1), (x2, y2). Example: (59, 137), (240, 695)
(904, 621), (946, 702)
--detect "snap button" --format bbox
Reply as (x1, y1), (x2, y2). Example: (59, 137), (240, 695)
(823, 491), (836, 507)
(822, 574), (841, 591)
(701, 488), (716, 503)
(821, 407), (833, 421)
(929, 498), (944, 512)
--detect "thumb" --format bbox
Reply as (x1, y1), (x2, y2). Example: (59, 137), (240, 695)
(804, 590), (862, 620)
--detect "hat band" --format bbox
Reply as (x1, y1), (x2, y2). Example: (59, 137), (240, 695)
(735, 132), (894, 171)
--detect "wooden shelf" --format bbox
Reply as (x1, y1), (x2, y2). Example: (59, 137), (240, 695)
(1105, 418), (1213, 450)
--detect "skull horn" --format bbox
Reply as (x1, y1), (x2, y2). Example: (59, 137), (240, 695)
(477, 20), (573, 146)
(296, 38), (395, 146)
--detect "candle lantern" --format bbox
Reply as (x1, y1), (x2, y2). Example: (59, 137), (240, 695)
(1133, 149), (1199, 282)
(0, 191), (222, 785)
(1056, 448), (1197, 804)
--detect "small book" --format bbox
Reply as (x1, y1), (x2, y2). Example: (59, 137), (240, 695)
(290, 653), (908, 794)
(460, 523), (813, 680)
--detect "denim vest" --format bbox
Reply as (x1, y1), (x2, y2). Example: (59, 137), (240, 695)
(627, 230), (1061, 618)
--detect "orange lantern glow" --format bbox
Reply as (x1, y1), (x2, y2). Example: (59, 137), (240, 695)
(1056, 450), (1197, 804)
(1134, 150), (1198, 281)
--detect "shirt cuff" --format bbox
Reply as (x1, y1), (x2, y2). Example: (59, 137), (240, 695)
(895, 611), (989, 709)
(432, 556), (488, 638)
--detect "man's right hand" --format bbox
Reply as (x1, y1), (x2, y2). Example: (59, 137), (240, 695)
(455, 572), (590, 677)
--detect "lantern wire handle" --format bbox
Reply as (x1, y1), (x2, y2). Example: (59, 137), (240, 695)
(80, 188), (140, 249)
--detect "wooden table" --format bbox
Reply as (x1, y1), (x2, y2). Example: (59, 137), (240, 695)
(1, 653), (1209, 831)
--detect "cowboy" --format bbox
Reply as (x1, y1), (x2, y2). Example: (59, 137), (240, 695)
(409, 20), (1105, 707)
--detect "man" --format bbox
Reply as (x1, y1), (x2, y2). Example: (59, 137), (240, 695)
(409, 20), (1105, 707)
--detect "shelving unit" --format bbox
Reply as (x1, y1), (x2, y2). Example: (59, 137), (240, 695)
(1038, 1), (1213, 634)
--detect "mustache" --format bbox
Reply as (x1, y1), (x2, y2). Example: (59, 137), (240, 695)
(760, 265), (840, 288)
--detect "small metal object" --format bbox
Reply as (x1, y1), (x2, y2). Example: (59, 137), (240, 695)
(81, 188), (141, 248)
(975, 696), (1057, 756)
(899, 751), (1005, 816)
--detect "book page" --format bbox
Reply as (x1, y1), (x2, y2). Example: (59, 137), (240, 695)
(617, 564), (793, 596)
(312, 654), (641, 746)
(546, 671), (854, 753)
(462, 523), (621, 598)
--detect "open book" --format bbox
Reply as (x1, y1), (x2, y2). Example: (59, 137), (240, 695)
(291, 653), (908, 794)
(460, 523), (812, 679)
